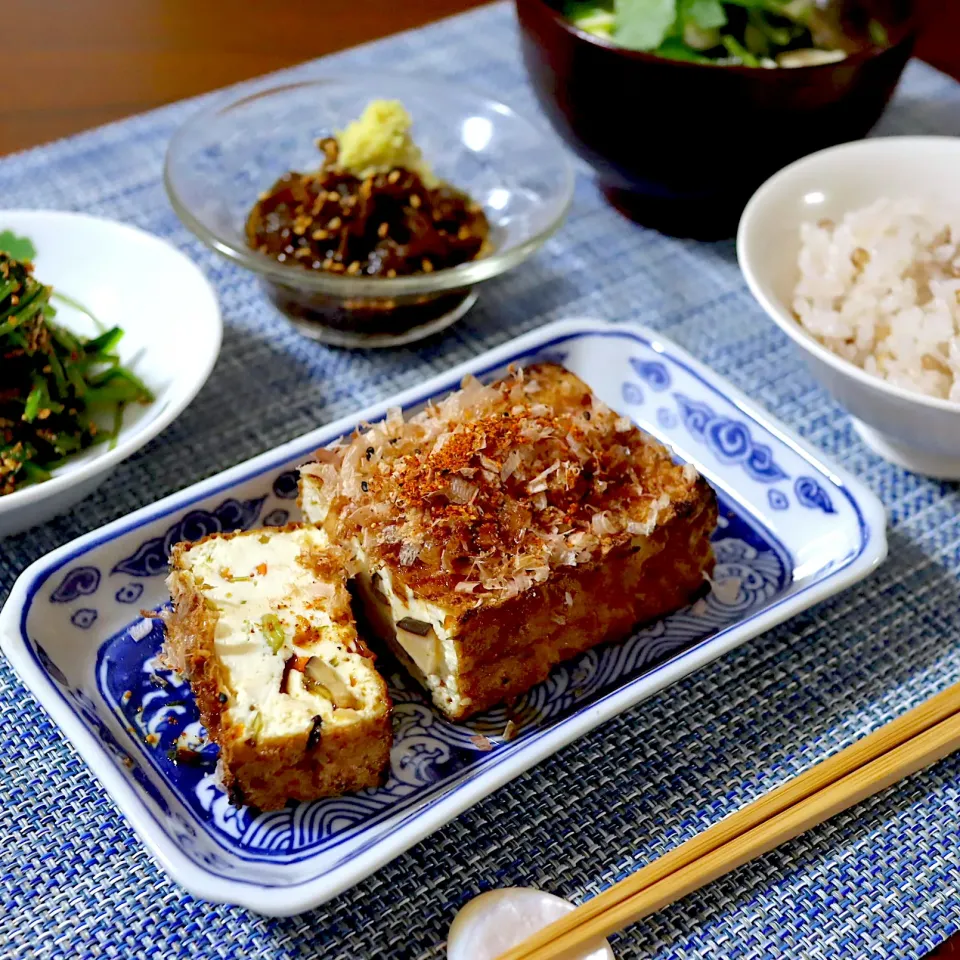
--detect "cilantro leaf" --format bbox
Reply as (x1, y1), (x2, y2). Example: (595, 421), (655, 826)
(655, 36), (715, 61)
(724, 0), (809, 11)
(868, 18), (889, 46)
(722, 33), (760, 64)
(614, 0), (678, 51)
(567, 1), (617, 37)
(683, 0), (727, 29)
(0, 230), (37, 262)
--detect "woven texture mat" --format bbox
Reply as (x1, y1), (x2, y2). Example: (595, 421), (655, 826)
(3, 4), (960, 957)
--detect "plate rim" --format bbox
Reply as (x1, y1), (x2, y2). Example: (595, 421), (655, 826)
(0, 317), (887, 915)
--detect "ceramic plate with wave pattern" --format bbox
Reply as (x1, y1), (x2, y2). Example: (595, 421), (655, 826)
(0, 319), (886, 914)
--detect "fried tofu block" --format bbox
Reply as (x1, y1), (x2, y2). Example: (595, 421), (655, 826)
(300, 363), (718, 720)
(162, 524), (391, 810)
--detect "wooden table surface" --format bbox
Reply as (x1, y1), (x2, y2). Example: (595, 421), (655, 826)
(3, 1), (960, 956)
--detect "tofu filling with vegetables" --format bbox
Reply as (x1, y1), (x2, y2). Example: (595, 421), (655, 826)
(162, 524), (391, 811)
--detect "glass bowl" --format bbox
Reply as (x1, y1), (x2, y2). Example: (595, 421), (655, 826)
(164, 75), (575, 347)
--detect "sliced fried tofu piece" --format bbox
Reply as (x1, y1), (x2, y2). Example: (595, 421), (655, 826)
(163, 523), (391, 810)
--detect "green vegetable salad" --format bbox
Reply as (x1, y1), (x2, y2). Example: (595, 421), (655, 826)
(563, 0), (880, 67)
(0, 234), (153, 496)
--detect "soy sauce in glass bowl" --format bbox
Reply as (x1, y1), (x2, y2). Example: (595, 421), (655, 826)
(164, 76), (574, 348)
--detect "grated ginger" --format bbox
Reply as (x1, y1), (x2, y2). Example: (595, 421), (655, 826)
(336, 100), (436, 186)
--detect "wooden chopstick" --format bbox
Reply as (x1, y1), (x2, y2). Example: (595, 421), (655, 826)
(515, 706), (960, 960)
(496, 681), (960, 960)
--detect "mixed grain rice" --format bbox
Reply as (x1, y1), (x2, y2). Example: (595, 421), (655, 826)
(793, 197), (960, 401)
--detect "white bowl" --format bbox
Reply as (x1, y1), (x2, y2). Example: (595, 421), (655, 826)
(0, 210), (222, 536)
(737, 136), (960, 478)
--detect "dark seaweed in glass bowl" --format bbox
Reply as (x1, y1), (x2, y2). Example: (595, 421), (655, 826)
(164, 76), (574, 348)
(246, 139), (491, 279)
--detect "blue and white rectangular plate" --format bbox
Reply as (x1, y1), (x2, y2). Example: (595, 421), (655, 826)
(0, 319), (885, 916)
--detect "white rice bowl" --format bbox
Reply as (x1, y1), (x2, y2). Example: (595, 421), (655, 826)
(793, 198), (960, 402)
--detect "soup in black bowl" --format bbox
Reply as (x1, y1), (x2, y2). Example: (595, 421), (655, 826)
(516, 0), (918, 238)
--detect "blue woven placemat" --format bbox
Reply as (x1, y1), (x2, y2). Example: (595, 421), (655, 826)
(3, 4), (960, 957)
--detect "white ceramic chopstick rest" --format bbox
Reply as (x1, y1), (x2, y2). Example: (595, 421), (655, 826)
(447, 887), (615, 960)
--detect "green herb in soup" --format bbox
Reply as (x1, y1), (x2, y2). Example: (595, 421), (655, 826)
(564, 0), (881, 67)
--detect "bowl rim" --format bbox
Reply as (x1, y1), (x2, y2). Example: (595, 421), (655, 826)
(518, 0), (918, 73)
(737, 135), (960, 417)
(163, 75), (576, 297)
(0, 209), (223, 520)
